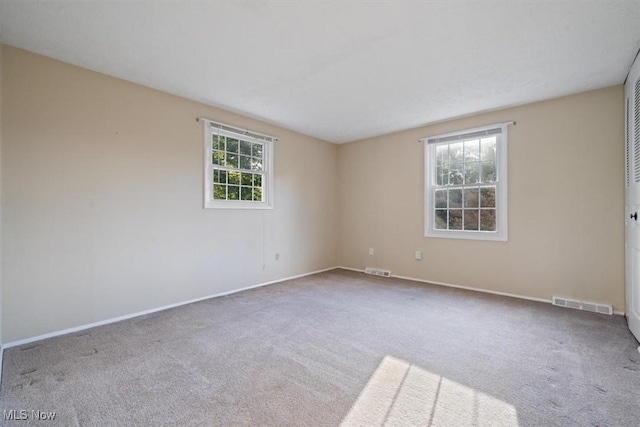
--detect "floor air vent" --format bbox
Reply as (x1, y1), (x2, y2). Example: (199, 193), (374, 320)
(364, 267), (391, 277)
(553, 297), (581, 310)
(552, 296), (613, 315)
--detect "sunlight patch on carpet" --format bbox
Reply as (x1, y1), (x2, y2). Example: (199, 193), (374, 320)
(341, 355), (519, 427)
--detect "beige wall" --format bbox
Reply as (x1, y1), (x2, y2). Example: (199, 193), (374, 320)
(0, 45), (626, 343)
(338, 86), (625, 311)
(1, 46), (338, 342)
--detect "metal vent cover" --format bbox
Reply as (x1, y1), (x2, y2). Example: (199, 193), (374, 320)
(552, 296), (612, 315)
(364, 267), (392, 277)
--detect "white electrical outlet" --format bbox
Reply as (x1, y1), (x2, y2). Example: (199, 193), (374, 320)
(415, 250), (423, 260)
(275, 253), (280, 261)
(368, 248), (374, 255)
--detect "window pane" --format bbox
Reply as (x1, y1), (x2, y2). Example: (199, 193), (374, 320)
(435, 189), (447, 208)
(212, 135), (222, 151)
(227, 153), (238, 168)
(213, 169), (220, 183)
(480, 186), (496, 207)
(464, 139), (479, 162)
(449, 209), (462, 230)
(218, 135), (228, 151)
(228, 185), (239, 200)
(436, 165), (445, 186)
(239, 155), (251, 170)
(241, 186), (253, 200)
(240, 140), (252, 155)
(464, 188), (479, 208)
(436, 145), (449, 167)
(449, 164), (463, 185)
(464, 162), (479, 184)
(253, 174), (262, 187)
(251, 156), (263, 171)
(449, 142), (463, 164)
(252, 187), (263, 201)
(449, 189), (462, 208)
(480, 209), (496, 231)
(212, 150), (225, 166)
(252, 143), (263, 159)
(464, 210), (479, 230)
(435, 210), (448, 230)
(219, 170), (227, 184)
(480, 161), (496, 182)
(228, 171), (240, 185)
(480, 137), (496, 162)
(241, 173), (252, 186)
(213, 184), (226, 200)
(227, 138), (239, 153)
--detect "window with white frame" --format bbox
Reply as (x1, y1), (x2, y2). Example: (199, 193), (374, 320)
(423, 123), (508, 240)
(202, 119), (275, 209)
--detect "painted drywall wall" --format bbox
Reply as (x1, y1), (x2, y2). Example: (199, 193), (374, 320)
(1, 46), (338, 342)
(338, 86), (625, 311)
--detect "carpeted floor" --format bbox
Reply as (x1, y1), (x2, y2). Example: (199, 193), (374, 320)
(1, 268), (639, 426)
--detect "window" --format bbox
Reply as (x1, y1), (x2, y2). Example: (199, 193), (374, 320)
(202, 119), (275, 209)
(423, 123), (508, 241)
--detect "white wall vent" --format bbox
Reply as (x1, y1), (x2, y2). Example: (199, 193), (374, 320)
(364, 267), (391, 277)
(552, 296), (613, 315)
(582, 301), (614, 315)
(553, 297), (581, 310)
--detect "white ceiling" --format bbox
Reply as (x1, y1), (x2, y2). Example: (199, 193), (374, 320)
(1, 1), (639, 144)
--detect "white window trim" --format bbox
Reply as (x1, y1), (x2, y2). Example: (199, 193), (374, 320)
(422, 122), (508, 241)
(202, 119), (275, 209)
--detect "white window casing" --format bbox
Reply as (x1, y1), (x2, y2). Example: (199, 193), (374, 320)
(422, 123), (509, 241)
(201, 119), (275, 209)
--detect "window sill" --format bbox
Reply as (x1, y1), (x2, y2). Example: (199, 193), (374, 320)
(204, 201), (273, 210)
(425, 230), (507, 241)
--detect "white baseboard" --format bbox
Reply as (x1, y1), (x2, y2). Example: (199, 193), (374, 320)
(392, 273), (551, 303)
(1, 264), (624, 358)
(2, 266), (339, 350)
(336, 266), (624, 315)
(336, 266), (363, 273)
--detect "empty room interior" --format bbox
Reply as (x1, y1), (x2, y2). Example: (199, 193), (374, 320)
(1, 1), (640, 426)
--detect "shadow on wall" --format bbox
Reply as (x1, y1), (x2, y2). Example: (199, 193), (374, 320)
(341, 355), (519, 426)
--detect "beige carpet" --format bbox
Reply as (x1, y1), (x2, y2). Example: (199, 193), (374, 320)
(1, 269), (639, 426)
